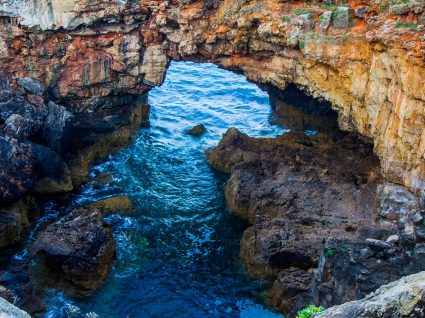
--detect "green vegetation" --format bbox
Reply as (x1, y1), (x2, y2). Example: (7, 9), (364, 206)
(299, 40), (306, 49)
(325, 248), (335, 257)
(395, 21), (419, 29)
(379, 4), (386, 12)
(297, 305), (326, 318)
(294, 8), (311, 16)
(282, 16), (291, 22)
(341, 35), (349, 41)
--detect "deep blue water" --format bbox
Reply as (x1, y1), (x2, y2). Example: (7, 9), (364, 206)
(41, 62), (286, 317)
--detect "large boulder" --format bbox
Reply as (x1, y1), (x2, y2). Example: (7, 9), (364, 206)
(30, 209), (115, 293)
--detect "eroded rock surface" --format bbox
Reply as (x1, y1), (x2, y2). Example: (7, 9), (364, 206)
(316, 271), (425, 318)
(207, 128), (425, 315)
(0, 0), (422, 195)
(30, 208), (115, 293)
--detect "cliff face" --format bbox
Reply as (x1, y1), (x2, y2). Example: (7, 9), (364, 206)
(0, 0), (424, 196)
(0, 0), (424, 315)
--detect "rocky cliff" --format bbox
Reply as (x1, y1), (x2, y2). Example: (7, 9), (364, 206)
(0, 0), (424, 316)
(0, 0), (424, 195)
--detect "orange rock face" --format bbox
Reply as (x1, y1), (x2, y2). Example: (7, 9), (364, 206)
(0, 0), (424, 194)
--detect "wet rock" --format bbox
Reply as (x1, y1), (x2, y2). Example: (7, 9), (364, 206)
(16, 78), (44, 96)
(0, 297), (31, 318)
(87, 196), (133, 217)
(333, 7), (350, 29)
(90, 172), (114, 189)
(186, 124), (207, 137)
(315, 271), (425, 318)
(30, 209), (115, 293)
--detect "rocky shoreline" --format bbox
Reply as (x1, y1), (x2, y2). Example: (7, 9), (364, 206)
(206, 125), (425, 316)
(0, 0), (424, 316)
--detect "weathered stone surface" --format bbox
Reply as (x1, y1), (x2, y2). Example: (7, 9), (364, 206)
(316, 271), (425, 318)
(0, 297), (31, 318)
(0, 0), (423, 197)
(30, 209), (115, 293)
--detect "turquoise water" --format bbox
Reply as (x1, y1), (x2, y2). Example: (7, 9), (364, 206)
(44, 62), (286, 317)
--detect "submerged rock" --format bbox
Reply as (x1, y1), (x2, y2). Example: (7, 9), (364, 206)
(87, 196), (133, 217)
(30, 209), (115, 293)
(186, 124), (207, 137)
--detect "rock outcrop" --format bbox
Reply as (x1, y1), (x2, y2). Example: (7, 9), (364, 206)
(207, 128), (425, 315)
(316, 271), (425, 318)
(0, 297), (31, 318)
(30, 208), (115, 294)
(0, 0), (423, 196)
(0, 0), (424, 315)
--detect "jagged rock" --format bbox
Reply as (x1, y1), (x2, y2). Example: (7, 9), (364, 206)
(16, 78), (44, 96)
(30, 209), (115, 293)
(315, 271), (425, 318)
(0, 297), (31, 318)
(186, 124), (207, 137)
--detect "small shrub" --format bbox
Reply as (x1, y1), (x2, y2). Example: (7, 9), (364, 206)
(297, 305), (325, 318)
(325, 248), (335, 257)
(282, 16), (291, 22)
(341, 35), (349, 41)
(299, 41), (305, 49)
(379, 4), (386, 12)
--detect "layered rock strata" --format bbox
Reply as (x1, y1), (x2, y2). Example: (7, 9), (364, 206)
(0, 0), (423, 195)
